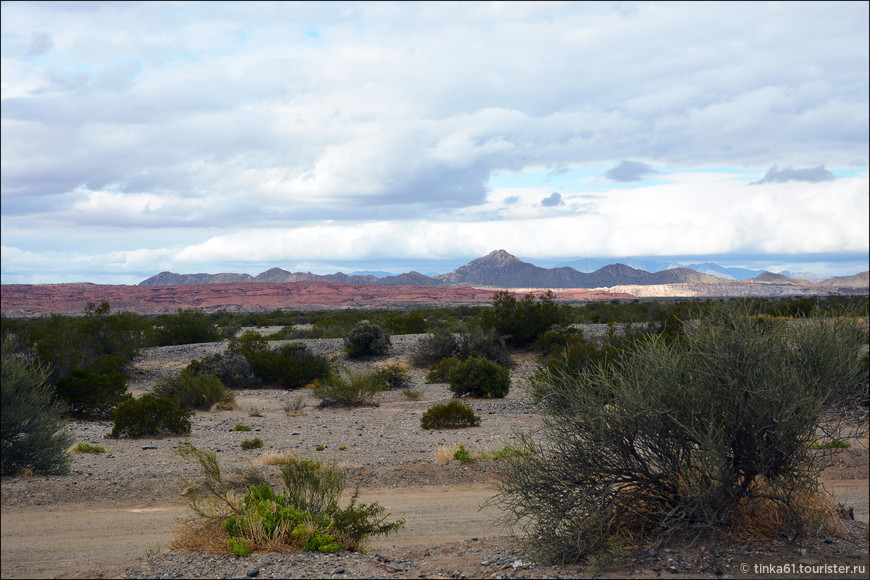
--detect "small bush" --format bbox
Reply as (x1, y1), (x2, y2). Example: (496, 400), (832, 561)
(108, 394), (192, 439)
(425, 357), (460, 383)
(402, 389), (422, 401)
(240, 437), (263, 450)
(313, 369), (384, 407)
(174, 443), (404, 555)
(410, 330), (460, 368)
(344, 321), (391, 358)
(72, 442), (106, 454)
(153, 368), (235, 411)
(191, 352), (261, 390)
(55, 366), (128, 420)
(233, 424), (252, 432)
(284, 395), (305, 416)
(373, 363), (412, 390)
(453, 444), (475, 463)
(420, 399), (481, 430)
(247, 342), (332, 390)
(447, 357), (511, 398)
(1, 338), (75, 476)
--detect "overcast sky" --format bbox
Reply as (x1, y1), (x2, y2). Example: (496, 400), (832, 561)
(2, 1), (868, 284)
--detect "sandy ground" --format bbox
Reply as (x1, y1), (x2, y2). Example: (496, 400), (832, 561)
(2, 333), (868, 579)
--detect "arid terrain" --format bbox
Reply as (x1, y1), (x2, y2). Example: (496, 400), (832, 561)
(0, 282), (635, 317)
(1, 331), (868, 579)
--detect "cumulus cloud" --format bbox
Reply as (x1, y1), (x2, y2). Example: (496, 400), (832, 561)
(604, 161), (659, 182)
(540, 192), (565, 207)
(1, 1), (867, 283)
(750, 165), (836, 185)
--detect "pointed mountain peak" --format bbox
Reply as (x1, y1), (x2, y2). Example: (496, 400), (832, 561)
(474, 249), (523, 267)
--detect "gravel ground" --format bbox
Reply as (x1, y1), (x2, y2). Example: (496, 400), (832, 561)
(2, 327), (868, 579)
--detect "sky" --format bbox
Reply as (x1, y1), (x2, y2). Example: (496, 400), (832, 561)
(1, 1), (868, 285)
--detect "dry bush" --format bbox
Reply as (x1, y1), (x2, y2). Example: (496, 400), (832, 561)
(434, 444), (460, 464)
(258, 450), (299, 466)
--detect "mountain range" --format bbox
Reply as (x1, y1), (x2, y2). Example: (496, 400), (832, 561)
(139, 250), (870, 290)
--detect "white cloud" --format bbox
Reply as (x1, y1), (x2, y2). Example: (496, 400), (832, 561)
(1, 1), (867, 283)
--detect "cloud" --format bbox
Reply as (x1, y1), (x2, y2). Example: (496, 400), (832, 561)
(25, 32), (53, 56)
(604, 161), (659, 182)
(540, 192), (564, 207)
(750, 165), (836, 185)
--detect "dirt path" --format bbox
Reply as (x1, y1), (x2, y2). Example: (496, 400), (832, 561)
(0, 484), (503, 579)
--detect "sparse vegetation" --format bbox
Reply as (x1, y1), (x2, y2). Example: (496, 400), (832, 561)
(173, 442), (404, 555)
(344, 321), (391, 358)
(313, 368), (384, 407)
(420, 399), (481, 430)
(232, 424), (253, 432)
(372, 363), (412, 390)
(72, 442), (106, 454)
(240, 437), (263, 450)
(453, 444), (474, 463)
(153, 368), (235, 411)
(447, 357), (511, 399)
(108, 394), (192, 439)
(491, 302), (868, 564)
(1, 337), (75, 476)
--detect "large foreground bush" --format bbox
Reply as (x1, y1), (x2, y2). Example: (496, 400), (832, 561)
(108, 394), (192, 438)
(1, 338), (74, 475)
(491, 304), (868, 564)
(173, 443), (404, 555)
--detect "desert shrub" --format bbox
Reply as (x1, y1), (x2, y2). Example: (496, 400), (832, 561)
(344, 321), (391, 358)
(72, 442), (106, 454)
(478, 290), (571, 347)
(247, 342), (332, 390)
(313, 369), (384, 407)
(384, 311), (428, 335)
(153, 368), (235, 411)
(453, 444), (475, 463)
(491, 303), (868, 564)
(240, 437), (263, 450)
(55, 366), (128, 419)
(154, 308), (222, 346)
(420, 399), (481, 430)
(190, 352), (261, 390)
(457, 326), (513, 368)
(233, 424), (252, 431)
(425, 357), (460, 383)
(410, 329), (460, 368)
(372, 364), (413, 390)
(447, 357), (511, 398)
(532, 326), (584, 357)
(174, 442), (404, 555)
(1, 337), (75, 476)
(108, 394), (192, 439)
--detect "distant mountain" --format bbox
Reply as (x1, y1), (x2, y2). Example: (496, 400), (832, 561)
(681, 262), (764, 281)
(816, 271), (870, 289)
(140, 271), (256, 285)
(138, 250), (867, 291)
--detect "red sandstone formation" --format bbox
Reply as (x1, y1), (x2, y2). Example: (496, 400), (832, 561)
(0, 282), (634, 317)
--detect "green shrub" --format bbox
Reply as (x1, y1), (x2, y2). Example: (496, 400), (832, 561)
(108, 394), (192, 439)
(425, 357), (460, 383)
(447, 357), (510, 398)
(232, 424), (252, 432)
(247, 342), (332, 390)
(73, 442), (106, 454)
(344, 321), (391, 358)
(240, 437), (263, 450)
(313, 369), (384, 407)
(384, 312), (428, 335)
(1, 338), (75, 476)
(479, 290), (571, 347)
(457, 326), (513, 368)
(373, 364), (412, 390)
(153, 368), (235, 411)
(420, 399), (481, 430)
(410, 330), (460, 368)
(491, 303), (869, 564)
(174, 442), (404, 554)
(453, 444), (475, 463)
(190, 352), (261, 390)
(55, 367), (128, 419)
(154, 308), (222, 346)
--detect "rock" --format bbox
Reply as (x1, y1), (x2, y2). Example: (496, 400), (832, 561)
(142, 445), (158, 450)
(246, 569), (259, 577)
